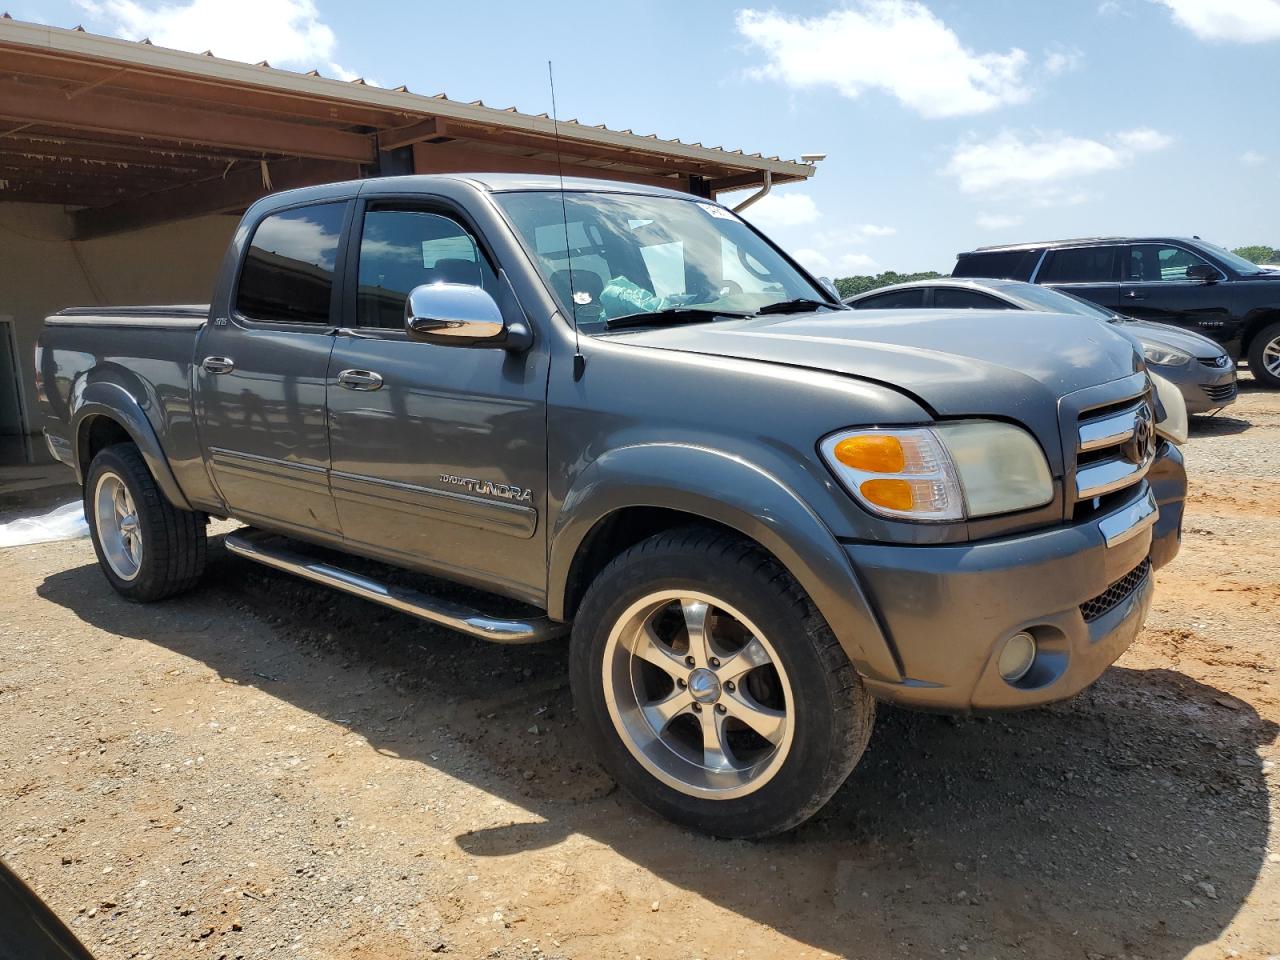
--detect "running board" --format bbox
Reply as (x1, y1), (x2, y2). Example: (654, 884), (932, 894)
(223, 529), (565, 645)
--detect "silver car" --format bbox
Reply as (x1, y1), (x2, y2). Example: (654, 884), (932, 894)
(845, 277), (1237, 414)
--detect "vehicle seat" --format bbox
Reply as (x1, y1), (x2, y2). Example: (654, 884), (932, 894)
(428, 257), (483, 287)
(549, 269), (605, 308)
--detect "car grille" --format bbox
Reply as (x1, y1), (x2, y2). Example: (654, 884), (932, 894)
(1073, 391), (1157, 504)
(1203, 381), (1237, 403)
(1198, 356), (1231, 369)
(1080, 558), (1151, 623)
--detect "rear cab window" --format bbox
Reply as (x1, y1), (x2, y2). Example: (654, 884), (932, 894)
(236, 203), (348, 324)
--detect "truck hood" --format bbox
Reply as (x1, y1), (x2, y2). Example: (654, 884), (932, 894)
(607, 308), (1144, 449)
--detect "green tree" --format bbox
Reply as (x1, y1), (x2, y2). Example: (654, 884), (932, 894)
(835, 270), (944, 300)
(1231, 245), (1280, 265)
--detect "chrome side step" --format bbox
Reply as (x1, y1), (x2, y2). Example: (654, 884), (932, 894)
(223, 529), (565, 645)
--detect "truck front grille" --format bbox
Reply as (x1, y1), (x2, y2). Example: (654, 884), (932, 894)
(1080, 558), (1151, 623)
(1074, 393), (1157, 503)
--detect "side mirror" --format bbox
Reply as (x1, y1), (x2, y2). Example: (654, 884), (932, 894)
(817, 276), (841, 300)
(405, 283), (510, 347)
(1186, 263), (1218, 283)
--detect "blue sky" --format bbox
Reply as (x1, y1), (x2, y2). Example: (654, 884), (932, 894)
(17, 0), (1280, 274)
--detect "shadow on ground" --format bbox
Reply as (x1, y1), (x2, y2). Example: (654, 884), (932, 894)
(38, 542), (1276, 959)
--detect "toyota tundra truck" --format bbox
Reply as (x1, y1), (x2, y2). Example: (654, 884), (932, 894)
(35, 174), (1187, 837)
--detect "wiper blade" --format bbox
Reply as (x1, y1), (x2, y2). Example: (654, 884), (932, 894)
(753, 298), (838, 316)
(604, 307), (751, 330)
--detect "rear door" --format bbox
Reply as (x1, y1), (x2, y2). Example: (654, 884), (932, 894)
(1118, 242), (1233, 337)
(194, 200), (349, 537)
(1035, 244), (1122, 311)
(325, 197), (550, 602)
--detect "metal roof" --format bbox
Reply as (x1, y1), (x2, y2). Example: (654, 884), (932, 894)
(0, 16), (813, 237)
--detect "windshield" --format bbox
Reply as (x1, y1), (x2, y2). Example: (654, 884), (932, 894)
(494, 191), (829, 331)
(1011, 283), (1122, 320)
(1194, 240), (1265, 276)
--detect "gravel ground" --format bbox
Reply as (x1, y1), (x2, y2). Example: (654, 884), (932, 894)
(0, 376), (1277, 960)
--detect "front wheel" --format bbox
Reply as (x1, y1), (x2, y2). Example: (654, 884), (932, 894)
(569, 527), (874, 838)
(85, 443), (207, 602)
(1247, 321), (1280, 389)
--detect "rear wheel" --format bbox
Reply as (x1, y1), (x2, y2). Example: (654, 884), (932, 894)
(85, 443), (207, 602)
(1248, 321), (1280, 389)
(569, 527), (874, 838)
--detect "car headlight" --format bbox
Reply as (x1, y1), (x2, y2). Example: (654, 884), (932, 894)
(1150, 372), (1187, 445)
(820, 422), (1053, 522)
(1142, 342), (1192, 366)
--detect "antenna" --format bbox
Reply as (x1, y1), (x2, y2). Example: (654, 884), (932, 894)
(548, 60), (585, 381)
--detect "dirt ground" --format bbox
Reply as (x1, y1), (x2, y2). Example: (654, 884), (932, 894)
(1, 380), (1277, 960)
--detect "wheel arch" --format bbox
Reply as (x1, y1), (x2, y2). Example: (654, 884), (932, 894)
(548, 443), (903, 684)
(1241, 308), (1280, 356)
(72, 381), (193, 511)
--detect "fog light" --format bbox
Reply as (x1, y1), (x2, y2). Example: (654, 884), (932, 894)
(998, 632), (1037, 682)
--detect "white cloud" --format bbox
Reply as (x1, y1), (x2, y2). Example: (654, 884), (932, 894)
(77, 0), (368, 78)
(857, 224), (897, 237)
(1155, 0), (1280, 42)
(1241, 150), (1267, 166)
(736, 1), (1031, 118)
(741, 192), (820, 229)
(793, 248), (881, 276)
(1044, 46), (1084, 74)
(943, 127), (1173, 194)
(976, 212), (1024, 230)
(1114, 127), (1174, 152)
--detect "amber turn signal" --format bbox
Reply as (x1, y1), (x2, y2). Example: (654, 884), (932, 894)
(859, 478), (914, 511)
(833, 435), (905, 474)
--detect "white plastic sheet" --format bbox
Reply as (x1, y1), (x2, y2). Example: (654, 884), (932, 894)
(0, 501), (89, 547)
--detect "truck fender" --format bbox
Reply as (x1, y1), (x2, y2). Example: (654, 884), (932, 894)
(548, 443), (904, 684)
(70, 379), (194, 512)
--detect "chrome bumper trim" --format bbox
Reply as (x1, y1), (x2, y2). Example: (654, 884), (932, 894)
(1098, 488), (1159, 548)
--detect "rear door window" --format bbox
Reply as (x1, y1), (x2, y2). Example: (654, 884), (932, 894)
(852, 288), (926, 309)
(236, 203), (347, 324)
(1037, 246), (1120, 284)
(933, 288), (1013, 309)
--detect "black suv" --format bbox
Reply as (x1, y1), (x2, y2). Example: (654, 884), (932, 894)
(953, 237), (1280, 387)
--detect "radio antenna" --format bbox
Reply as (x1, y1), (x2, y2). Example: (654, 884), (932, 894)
(548, 60), (585, 381)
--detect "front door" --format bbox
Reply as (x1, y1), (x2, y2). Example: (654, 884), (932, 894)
(194, 200), (348, 537)
(1118, 242), (1233, 341)
(325, 201), (550, 602)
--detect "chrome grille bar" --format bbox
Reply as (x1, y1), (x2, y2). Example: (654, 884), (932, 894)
(1074, 394), (1155, 502)
(1077, 401), (1145, 452)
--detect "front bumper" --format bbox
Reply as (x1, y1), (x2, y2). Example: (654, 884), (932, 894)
(851, 461), (1184, 712)
(1150, 358), (1237, 414)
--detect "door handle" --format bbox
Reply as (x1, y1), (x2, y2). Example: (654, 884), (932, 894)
(202, 356), (235, 374)
(1123, 291), (1145, 301)
(337, 368), (384, 391)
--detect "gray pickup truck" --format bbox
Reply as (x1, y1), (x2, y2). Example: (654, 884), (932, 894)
(36, 174), (1186, 837)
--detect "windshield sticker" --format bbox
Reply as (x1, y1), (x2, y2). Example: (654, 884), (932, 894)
(697, 202), (736, 221)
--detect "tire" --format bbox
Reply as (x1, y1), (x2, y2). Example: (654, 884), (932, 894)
(569, 527), (874, 838)
(1247, 320), (1280, 389)
(84, 443), (207, 602)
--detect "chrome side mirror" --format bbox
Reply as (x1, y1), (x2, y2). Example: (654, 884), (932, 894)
(405, 283), (507, 346)
(817, 276), (841, 300)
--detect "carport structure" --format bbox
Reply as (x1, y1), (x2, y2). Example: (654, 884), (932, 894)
(0, 17), (814, 438)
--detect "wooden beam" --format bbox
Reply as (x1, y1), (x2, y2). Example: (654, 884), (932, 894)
(72, 158), (362, 240)
(378, 117), (447, 151)
(708, 171), (769, 192)
(0, 134), (250, 169)
(0, 79), (376, 163)
(411, 141), (687, 191)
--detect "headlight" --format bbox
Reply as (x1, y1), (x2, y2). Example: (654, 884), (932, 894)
(1150, 372), (1187, 445)
(1142, 342), (1191, 366)
(820, 422), (1053, 522)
